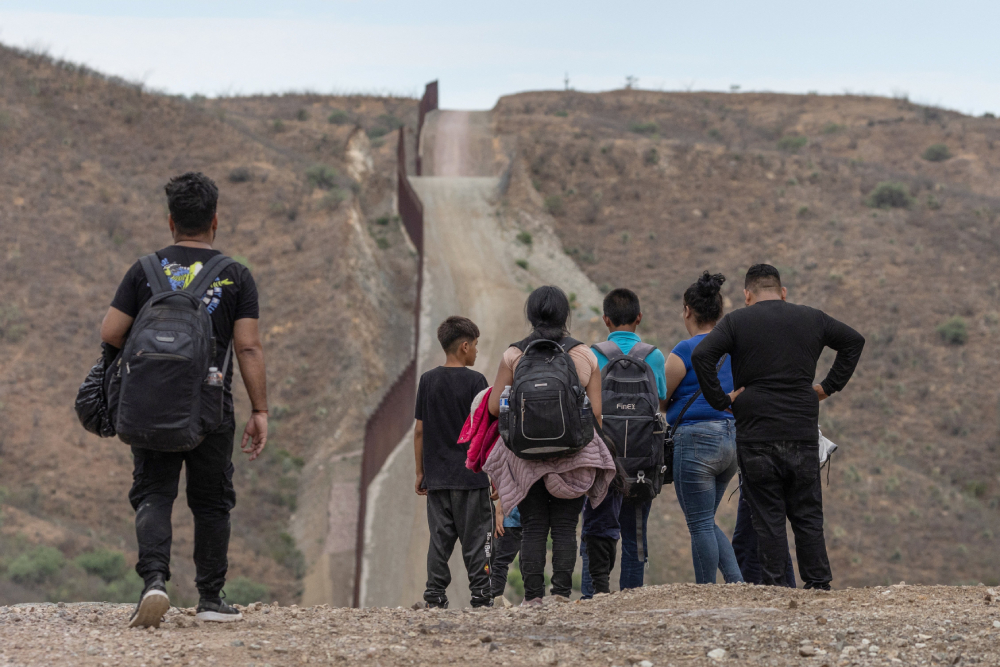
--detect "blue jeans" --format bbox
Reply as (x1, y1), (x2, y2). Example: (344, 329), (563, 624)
(672, 420), (743, 584)
(619, 497), (651, 590)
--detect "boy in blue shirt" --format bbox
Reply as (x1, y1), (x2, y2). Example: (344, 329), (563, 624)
(581, 288), (668, 596)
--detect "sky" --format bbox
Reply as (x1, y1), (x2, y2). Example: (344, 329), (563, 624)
(0, 1), (998, 115)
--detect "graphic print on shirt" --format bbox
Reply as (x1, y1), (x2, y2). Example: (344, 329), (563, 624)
(160, 257), (233, 314)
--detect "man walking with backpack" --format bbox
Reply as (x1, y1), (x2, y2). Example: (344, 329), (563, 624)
(100, 172), (268, 627)
(692, 265), (863, 589)
(586, 288), (668, 593)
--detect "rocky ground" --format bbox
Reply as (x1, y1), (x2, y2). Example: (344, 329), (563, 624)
(1, 584), (999, 666)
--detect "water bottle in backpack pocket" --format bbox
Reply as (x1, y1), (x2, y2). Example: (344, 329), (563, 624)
(107, 253), (234, 452)
(592, 341), (665, 500)
(503, 337), (591, 460)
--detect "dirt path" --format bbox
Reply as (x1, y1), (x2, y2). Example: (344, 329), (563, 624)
(3, 584), (999, 666)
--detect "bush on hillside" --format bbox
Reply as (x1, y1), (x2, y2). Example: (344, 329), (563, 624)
(305, 165), (338, 190)
(225, 576), (270, 605)
(104, 571), (144, 602)
(516, 231), (533, 246)
(296, 109), (309, 121)
(7, 546), (65, 584)
(544, 195), (565, 216)
(327, 109), (350, 125)
(75, 549), (126, 582)
(366, 126), (390, 139)
(628, 121), (657, 135)
(777, 135), (808, 152)
(228, 167), (252, 183)
(937, 316), (968, 345)
(922, 143), (951, 162)
(644, 148), (659, 165)
(866, 182), (913, 209)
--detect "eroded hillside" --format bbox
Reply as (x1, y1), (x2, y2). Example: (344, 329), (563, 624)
(0, 45), (418, 606)
(494, 90), (1000, 588)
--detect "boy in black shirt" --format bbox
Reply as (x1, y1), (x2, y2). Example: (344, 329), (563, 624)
(101, 172), (268, 627)
(414, 316), (492, 608)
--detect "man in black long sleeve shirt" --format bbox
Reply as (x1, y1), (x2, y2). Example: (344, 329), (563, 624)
(692, 264), (864, 589)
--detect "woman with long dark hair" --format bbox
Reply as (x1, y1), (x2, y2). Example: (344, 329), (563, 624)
(485, 286), (616, 605)
(664, 272), (744, 584)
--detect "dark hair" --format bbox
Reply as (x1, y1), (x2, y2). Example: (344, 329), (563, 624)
(683, 272), (726, 326)
(437, 316), (480, 353)
(603, 288), (641, 327)
(165, 172), (219, 235)
(524, 286), (571, 342)
(744, 264), (782, 294)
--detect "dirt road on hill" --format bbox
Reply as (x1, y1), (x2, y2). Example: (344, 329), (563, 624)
(3, 584), (1000, 666)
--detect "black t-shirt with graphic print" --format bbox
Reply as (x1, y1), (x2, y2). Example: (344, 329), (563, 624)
(111, 246), (259, 428)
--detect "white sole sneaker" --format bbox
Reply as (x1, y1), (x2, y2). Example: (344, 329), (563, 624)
(129, 589), (170, 628)
(195, 609), (243, 622)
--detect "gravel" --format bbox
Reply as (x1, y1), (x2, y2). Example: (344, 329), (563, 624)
(1, 584), (999, 665)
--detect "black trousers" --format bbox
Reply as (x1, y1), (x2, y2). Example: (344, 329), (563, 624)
(737, 440), (831, 589)
(585, 535), (617, 595)
(424, 488), (493, 608)
(732, 485), (796, 587)
(491, 527), (522, 598)
(518, 480), (585, 601)
(129, 427), (236, 597)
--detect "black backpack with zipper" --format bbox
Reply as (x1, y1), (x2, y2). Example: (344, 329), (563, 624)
(106, 253), (235, 451)
(501, 336), (591, 460)
(592, 341), (666, 501)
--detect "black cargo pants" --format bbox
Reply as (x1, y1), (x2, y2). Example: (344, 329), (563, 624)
(424, 488), (493, 608)
(129, 427), (236, 598)
(737, 440), (831, 589)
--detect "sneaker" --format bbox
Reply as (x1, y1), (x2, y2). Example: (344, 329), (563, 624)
(195, 596), (243, 623)
(129, 575), (170, 629)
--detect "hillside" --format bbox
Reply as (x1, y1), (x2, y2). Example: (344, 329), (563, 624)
(494, 90), (1000, 588)
(0, 45), (417, 606)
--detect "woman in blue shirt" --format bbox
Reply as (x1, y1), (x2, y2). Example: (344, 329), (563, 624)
(664, 272), (743, 584)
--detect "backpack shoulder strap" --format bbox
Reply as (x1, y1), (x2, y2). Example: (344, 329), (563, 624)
(592, 341), (625, 362)
(626, 341), (656, 363)
(559, 336), (583, 352)
(184, 255), (237, 299)
(138, 253), (172, 296)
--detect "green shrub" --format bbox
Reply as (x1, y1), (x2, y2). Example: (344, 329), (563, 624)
(377, 114), (404, 130)
(305, 165), (338, 190)
(228, 167), (252, 183)
(822, 122), (845, 134)
(375, 216), (390, 226)
(544, 195), (565, 216)
(75, 549), (126, 582)
(628, 121), (658, 135)
(926, 194), (941, 210)
(366, 126), (390, 139)
(707, 128), (722, 140)
(272, 119), (286, 133)
(515, 259), (529, 270)
(866, 182), (913, 209)
(7, 546), (65, 584)
(296, 109), (309, 121)
(922, 143), (951, 162)
(233, 255), (253, 271)
(225, 576), (269, 606)
(797, 206), (810, 218)
(516, 231), (533, 246)
(104, 571), (144, 602)
(777, 135), (808, 152)
(937, 316), (968, 345)
(553, 110), (568, 118)
(644, 148), (659, 165)
(327, 109), (350, 125)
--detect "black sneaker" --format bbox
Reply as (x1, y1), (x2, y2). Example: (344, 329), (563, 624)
(195, 594), (243, 623)
(129, 574), (170, 629)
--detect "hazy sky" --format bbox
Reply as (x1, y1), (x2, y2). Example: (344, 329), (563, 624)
(1, 1), (998, 114)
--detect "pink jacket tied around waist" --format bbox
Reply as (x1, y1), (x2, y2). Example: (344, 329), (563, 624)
(461, 387), (498, 474)
(483, 427), (617, 517)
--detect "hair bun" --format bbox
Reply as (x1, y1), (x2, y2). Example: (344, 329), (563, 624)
(696, 271), (725, 295)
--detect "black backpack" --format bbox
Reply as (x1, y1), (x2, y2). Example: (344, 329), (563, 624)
(106, 253), (235, 451)
(501, 336), (591, 460)
(592, 341), (666, 501)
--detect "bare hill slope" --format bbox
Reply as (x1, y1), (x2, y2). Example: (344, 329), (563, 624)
(494, 89), (1000, 588)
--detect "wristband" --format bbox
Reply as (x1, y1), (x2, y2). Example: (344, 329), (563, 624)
(252, 409), (269, 415)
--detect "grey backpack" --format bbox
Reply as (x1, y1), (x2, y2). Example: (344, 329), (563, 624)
(592, 341), (666, 501)
(107, 253), (235, 451)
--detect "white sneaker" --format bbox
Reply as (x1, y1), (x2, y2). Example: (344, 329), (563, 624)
(129, 584), (170, 629)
